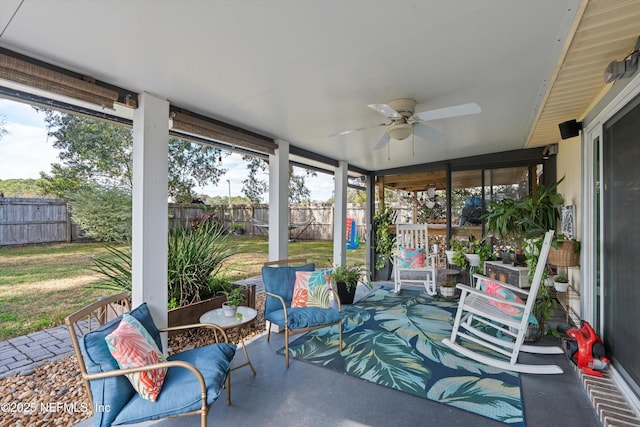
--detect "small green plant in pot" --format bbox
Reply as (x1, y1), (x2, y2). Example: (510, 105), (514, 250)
(331, 264), (371, 305)
(221, 286), (246, 317)
(553, 275), (569, 292)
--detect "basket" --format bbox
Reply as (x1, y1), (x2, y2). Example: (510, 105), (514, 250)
(548, 240), (580, 267)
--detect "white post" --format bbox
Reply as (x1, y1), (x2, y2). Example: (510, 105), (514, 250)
(333, 161), (348, 267)
(132, 92), (169, 349)
(268, 139), (289, 261)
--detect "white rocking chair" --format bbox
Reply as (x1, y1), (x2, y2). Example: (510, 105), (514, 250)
(394, 224), (437, 296)
(443, 230), (564, 374)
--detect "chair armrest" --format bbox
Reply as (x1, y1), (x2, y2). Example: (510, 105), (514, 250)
(265, 291), (289, 320)
(471, 273), (531, 298)
(328, 284), (342, 312)
(84, 360), (208, 397)
(455, 283), (527, 310)
(159, 323), (230, 343)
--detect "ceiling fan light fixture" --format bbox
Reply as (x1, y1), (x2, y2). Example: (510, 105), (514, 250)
(388, 122), (412, 140)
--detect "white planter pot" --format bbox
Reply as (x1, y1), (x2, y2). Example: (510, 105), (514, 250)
(465, 253), (481, 268)
(445, 250), (454, 265)
(554, 281), (569, 292)
(222, 303), (237, 317)
(440, 286), (456, 298)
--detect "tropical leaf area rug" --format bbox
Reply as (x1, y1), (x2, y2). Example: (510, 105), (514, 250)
(281, 287), (525, 426)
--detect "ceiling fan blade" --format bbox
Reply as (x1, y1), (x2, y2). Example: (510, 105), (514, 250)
(329, 122), (386, 138)
(413, 123), (444, 143)
(367, 103), (402, 119)
(372, 132), (390, 150)
(414, 102), (481, 121)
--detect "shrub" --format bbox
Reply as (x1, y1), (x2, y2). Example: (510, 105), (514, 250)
(69, 186), (132, 243)
(91, 221), (234, 307)
(167, 221), (233, 306)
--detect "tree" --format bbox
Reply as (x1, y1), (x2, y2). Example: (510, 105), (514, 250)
(241, 155), (315, 203)
(36, 110), (227, 200)
(69, 186), (132, 243)
(241, 156), (268, 203)
(0, 179), (44, 198)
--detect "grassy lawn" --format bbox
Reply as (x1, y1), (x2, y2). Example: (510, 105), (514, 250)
(0, 237), (366, 340)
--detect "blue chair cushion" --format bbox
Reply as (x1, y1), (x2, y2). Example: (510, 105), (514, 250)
(265, 307), (342, 330)
(81, 303), (162, 427)
(262, 263), (315, 315)
(113, 343), (236, 425)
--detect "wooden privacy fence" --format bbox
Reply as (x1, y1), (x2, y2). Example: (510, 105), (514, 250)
(0, 197), (77, 246)
(169, 203), (374, 242)
(2, 198), (412, 246)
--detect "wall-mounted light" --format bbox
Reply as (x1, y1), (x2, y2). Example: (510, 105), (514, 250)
(542, 144), (558, 159)
(604, 36), (640, 83)
(558, 120), (582, 140)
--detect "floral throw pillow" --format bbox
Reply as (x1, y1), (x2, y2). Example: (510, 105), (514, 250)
(291, 270), (331, 309)
(398, 246), (425, 268)
(105, 313), (167, 401)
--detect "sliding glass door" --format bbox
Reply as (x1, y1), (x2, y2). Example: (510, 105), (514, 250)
(602, 93), (640, 395)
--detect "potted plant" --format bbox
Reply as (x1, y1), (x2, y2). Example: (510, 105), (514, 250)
(483, 197), (526, 257)
(548, 236), (580, 267)
(516, 178), (565, 335)
(330, 264), (371, 304)
(221, 286), (246, 317)
(439, 273), (458, 298)
(553, 275), (570, 292)
(373, 206), (395, 280)
(449, 238), (469, 269)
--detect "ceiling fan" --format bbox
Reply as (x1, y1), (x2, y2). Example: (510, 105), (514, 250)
(330, 98), (481, 150)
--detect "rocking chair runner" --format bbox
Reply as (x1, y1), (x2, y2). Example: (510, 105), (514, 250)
(394, 224), (438, 295)
(443, 230), (564, 374)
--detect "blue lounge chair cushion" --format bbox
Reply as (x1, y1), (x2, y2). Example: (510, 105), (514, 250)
(262, 263), (315, 315)
(113, 343), (236, 425)
(81, 303), (161, 427)
(265, 307), (342, 330)
(81, 303), (235, 427)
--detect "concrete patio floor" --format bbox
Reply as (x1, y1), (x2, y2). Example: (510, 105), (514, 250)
(72, 284), (602, 427)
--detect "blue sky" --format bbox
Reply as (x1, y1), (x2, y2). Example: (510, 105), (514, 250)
(0, 99), (334, 202)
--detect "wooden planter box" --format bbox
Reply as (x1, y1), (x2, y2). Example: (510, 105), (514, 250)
(167, 284), (255, 336)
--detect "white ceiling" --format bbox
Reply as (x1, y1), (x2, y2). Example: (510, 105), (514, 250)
(0, 0), (583, 172)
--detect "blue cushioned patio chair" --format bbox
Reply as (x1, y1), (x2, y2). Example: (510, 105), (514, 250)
(262, 259), (343, 367)
(65, 292), (236, 427)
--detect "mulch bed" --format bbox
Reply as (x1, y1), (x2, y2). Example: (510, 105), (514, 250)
(0, 293), (265, 427)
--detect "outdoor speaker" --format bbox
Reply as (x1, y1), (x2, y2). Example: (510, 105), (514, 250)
(558, 120), (582, 140)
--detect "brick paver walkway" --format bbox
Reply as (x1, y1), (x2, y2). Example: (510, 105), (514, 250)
(0, 325), (75, 378)
(0, 276), (267, 380)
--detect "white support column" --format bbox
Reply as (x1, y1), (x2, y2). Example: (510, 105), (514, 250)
(268, 139), (289, 261)
(333, 161), (348, 267)
(132, 93), (169, 346)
